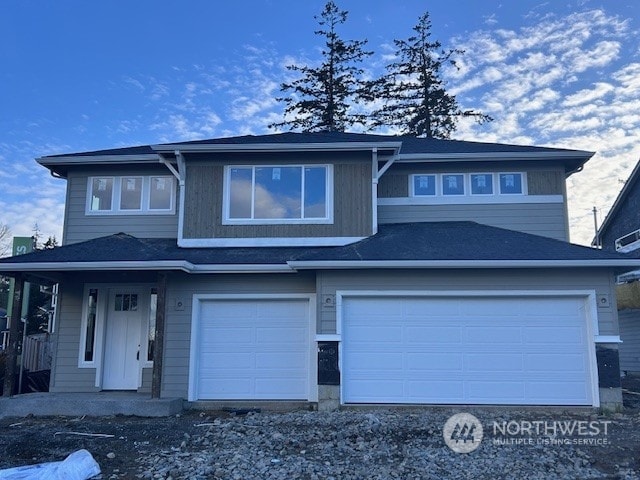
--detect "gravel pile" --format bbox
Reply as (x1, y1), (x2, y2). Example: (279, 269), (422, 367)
(135, 409), (626, 480)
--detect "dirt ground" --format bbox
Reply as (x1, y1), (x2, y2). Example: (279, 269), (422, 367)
(1, 380), (640, 479)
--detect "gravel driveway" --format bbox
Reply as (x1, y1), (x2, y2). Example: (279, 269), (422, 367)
(136, 408), (639, 480)
(2, 404), (639, 480)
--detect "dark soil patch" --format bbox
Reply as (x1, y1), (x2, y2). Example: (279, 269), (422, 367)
(0, 411), (221, 478)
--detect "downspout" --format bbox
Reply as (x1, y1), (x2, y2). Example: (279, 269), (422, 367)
(371, 148), (378, 234)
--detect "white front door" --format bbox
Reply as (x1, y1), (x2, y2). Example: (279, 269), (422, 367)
(102, 290), (142, 390)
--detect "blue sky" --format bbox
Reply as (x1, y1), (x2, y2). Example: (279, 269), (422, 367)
(1, 0), (639, 246)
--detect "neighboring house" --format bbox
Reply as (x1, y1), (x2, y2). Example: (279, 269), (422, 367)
(594, 159), (640, 375)
(1, 132), (638, 410)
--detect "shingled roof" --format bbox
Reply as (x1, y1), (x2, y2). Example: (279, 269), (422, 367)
(1, 222), (637, 275)
(39, 132), (593, 160)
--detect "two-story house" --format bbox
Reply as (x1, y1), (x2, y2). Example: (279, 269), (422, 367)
(594, 159), (640, 376)
(2, 132), (637, 410)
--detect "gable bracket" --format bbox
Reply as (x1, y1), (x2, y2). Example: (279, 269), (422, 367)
(376, 153), (397, 181)
(159, 152), (185, 186)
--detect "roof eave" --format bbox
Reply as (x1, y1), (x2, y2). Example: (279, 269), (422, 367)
(36, 154), (163, 178)
(0, 261), (295, 274)
(397, 150), (594, 171)
(287, 259), (640, 269)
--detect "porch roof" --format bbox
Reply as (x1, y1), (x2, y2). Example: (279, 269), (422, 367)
(0, 222), (638, 275)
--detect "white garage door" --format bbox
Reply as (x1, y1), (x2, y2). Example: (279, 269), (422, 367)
(195, 298), (310, 400)
(342, 295), (595, 405)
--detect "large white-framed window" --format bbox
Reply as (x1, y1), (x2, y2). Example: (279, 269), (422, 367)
(410, 172), (527, 199)
(86, 175), (175, 215)
(223, 164), (333, 224)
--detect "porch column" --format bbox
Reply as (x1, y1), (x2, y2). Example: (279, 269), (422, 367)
(3, 274), (24, 397)
(151, 272), (167, 399)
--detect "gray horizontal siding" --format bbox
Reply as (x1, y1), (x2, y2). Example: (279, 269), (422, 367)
(161, 272), (316, 399)
(63, 170), (179, 245)
(317, 269), (617, 336)
(378, 203), (568, 241)
(618, 309), (640, 373)
(50, 282), (99, 393)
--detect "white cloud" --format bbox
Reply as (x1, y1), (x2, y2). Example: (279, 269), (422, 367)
(447, 9), (638, 244)
(562, 83), (615, 107)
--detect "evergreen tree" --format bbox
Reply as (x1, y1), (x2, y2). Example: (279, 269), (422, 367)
(370, 12), (491, 138)
(270, 1), (372, 132)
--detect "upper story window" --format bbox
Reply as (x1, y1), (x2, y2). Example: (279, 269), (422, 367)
(470, 174), (494, 195)
(411, 172), (526, 198)
(87, 175), (175, 215)
(442, 174), (465, 196)
(499, 173), (523, 194)
(224, 165), (333, 224)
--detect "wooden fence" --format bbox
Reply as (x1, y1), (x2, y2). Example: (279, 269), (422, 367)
(22, 333), (52, 372)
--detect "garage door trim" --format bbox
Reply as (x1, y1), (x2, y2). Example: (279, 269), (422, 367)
(188, 293), (317, 402)
(336, 289), (600, 407)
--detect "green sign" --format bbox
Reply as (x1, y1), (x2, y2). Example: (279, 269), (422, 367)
(7, 237), (34, 319)
(12, 237), (34, 256)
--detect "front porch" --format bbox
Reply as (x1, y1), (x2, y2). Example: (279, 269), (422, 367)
(0, 391), (183, 419)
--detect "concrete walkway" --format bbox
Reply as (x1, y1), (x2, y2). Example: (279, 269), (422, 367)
(0, 392), (183, 418)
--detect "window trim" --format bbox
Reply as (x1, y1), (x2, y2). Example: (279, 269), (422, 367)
(119, 176), (144, 212)
(78, 285), (107, 368)
(469, 173), (495, 196)
(498, 172), (526, 195)
(441, 173), (466, 196)
(86, 175), (176, 215)
(410, 174), (437, 197)
(409, 172), (527, 199)
(222, 164), (334, 225)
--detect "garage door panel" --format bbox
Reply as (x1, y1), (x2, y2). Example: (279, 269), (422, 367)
(467, 381), (526, 401)
(204, 302), (256, 317)
(342, 295), (594, 405)
(346, 380), (405, 400)
(407, 381), (464, 401)
(524, 353), (587, 372)
(348, 352), (404, 370)
(255, 352), (307, 368)
(465, 326), (522, 344)
(524, 326), (583, 344)
(465, 353), (524, 372)
(404, 299), (459, 316)
(405, 326), (462, 343)
(407, 353), (463, 371)
(256, 326), (308, 343)
(203, 326), (255, 344)
(195, 298), (310, 400)
(348, 327), (403, 343)
(199, 378), (252, 397)
(527, 381), (589, 402)
(200, 353), (255, 369)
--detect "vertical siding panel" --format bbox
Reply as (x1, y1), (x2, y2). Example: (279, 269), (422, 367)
(183, 161), (373, 239)
(618, 309), (640, 373)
